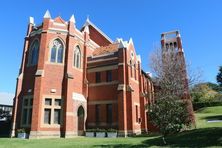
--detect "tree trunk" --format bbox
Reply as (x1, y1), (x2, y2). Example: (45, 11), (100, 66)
(162, 136), (167, 145)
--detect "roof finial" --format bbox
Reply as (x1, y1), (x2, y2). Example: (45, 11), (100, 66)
(119, 40), (127, 48)
(44, 10), (51, 19)
(29, 17), (34, 24)
(83, 25), (89, 34)
(69, 14), (75, 23)
(129, 37), (133, 45)
(86, 15), (90, 22)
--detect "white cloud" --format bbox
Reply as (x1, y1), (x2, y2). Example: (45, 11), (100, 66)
(0, 92), (14, 105)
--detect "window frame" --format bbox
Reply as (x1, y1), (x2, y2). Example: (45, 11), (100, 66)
(21, 96), (33, 127)
(28, 40), (39, 66)
(42, 96), (63, 127)
(73, 46), (81, 69)
(135, 105), (138, 123)
(49, 39), (65, 64)
(95, 72), (101, 83)
(106, 104), (112, 124)
(106, 70), (112, 82)
(95, 104), (100, 125)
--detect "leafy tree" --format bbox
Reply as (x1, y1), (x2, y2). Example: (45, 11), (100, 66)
(148, 47), (198, 144)
(207, 82), (222, 92)
(190, 83), (218, 102)
(217, 66), (222, 87)
(148, 97), (191, 144)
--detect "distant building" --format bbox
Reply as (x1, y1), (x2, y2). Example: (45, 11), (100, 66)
(0, 104), (13, 121)
(0, 96), (13, 136)
(11, 10), (155, 138)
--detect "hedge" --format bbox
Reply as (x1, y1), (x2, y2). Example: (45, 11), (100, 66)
(193, 101), (222, 110)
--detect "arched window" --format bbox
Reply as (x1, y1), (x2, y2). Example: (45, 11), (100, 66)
(50, 39), (64, 63)
(29, 40), (39, 66)
(74, 46), (81, 68)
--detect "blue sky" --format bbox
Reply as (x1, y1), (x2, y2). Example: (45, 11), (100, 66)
(0, 0), (221, 104)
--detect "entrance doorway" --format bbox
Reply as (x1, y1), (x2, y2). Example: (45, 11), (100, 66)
(77, 106), (85, 136)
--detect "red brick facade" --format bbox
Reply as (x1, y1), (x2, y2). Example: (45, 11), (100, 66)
(11, 11), (154, 138)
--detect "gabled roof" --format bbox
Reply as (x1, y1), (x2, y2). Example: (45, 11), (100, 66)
(93, 43), (119, 56)
(81, 18), (113, 43)
(54, 16), (66, 24)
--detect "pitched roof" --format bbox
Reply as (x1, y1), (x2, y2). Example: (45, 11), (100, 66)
(93, 43), (119, 56)
(81, 18), (113, 43)
(54, 16), (66, 24)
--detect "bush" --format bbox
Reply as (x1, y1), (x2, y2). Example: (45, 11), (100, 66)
(17, 128), (26, 133)
(193, 101), (222, 110)
(86, 128), (107, 132)
(85, 129), (96, 132)
(148, 97), (192, 137)
(95, 128), (106, 132)
(107, 129), (117, 132)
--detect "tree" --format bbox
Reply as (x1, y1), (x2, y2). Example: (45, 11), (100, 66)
(148, 47), (199, 144)
(190, 83), (218, 102)
(207, 82), (222, 92)
(217, 66), (222, 87)
(148, 97), (191, 144)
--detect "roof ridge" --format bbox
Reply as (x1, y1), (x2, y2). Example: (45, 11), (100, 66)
(82, 18), (113, 43)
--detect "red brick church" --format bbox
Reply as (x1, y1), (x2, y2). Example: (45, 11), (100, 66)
(11, 10), (155, 138)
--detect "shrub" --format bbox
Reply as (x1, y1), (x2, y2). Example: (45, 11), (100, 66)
(95, 128), (106, 132)
(193, 101), (222, 110)
(17, 128), (26, 133)
(85, 129), (96, 132)
(107, 129), (117, 132)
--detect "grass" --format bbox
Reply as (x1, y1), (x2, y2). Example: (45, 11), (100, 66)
(0, 106), (221, 148)
(196, 106), (222, 128)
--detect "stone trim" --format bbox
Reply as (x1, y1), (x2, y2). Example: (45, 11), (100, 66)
(88, 100), (117, 105)
(87, 57), (118, 64)
(118, 63), (124, 66)
(41, 95), (63, 128)
(64, 131), (78, 138)
(35, 70), (44, 77)
(117, 84), (126, 91)
(29, 130), (61, 139)
(48, 27), (68, 33)
(66, 112), (74, 116)
(133, 102), (140, 106)
(87, 65), (118, 73)
(89, 81), (119, 87)
(88, 122), (118, 126)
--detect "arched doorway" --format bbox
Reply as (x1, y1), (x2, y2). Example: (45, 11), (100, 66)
(77, 106), (85, 136)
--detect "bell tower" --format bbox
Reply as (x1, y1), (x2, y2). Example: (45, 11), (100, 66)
(161, 30), (183, 53)
(160, 30), (195, 125)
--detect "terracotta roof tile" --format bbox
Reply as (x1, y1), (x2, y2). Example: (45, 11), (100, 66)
(93, 43), (119, 56)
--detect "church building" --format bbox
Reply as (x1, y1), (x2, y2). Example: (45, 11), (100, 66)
(11, 10), (154, 138)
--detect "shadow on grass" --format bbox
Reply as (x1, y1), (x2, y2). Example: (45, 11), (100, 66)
(94, 127), (222, 147)
(201, 115), (222, 120)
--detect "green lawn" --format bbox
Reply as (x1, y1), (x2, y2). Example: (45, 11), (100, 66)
(0, 106), (221, 148)
(196, 106), (222, 128)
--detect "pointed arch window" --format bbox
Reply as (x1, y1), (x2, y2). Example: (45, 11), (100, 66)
(28, 40), (39, 66)
(50, 39), (64, 63)
(74, 46), (81, 68)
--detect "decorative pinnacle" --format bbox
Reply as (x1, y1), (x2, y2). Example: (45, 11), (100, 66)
(44, 10), (51, 19)
(29, 17), (34, 24)
(69, 14), (75, 23)
(119, 40), (127, 48)
(129, 37), (133, 45)
(84, 25), (89, 34)
(86, 15), (90, 22)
